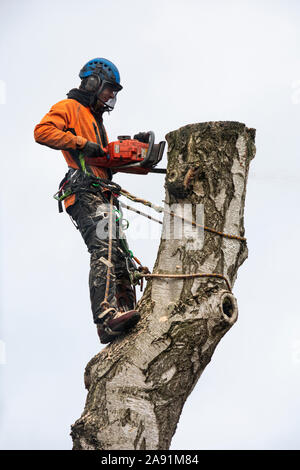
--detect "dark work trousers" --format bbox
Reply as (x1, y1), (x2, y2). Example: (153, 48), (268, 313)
(66, 189), (136, 324)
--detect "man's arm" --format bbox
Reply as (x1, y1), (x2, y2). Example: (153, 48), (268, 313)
(34, 100), (87, 151)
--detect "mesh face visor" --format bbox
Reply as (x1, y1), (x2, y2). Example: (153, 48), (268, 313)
(97, 81), (122, 110)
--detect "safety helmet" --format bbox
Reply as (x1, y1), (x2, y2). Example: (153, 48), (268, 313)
(79, 58), (122, 112)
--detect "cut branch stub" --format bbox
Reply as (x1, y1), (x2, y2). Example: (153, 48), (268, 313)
(71, 121), (256, 450)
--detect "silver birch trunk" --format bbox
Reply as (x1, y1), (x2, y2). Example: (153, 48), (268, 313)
(71, 121), (256, 450)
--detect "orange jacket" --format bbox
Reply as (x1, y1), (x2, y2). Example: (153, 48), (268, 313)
(34, 98), (112, 208)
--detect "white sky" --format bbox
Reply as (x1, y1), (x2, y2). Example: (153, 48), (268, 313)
(0, 0), (300, 450)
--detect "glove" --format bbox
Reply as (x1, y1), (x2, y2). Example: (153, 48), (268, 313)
(82, 141), (106, 158)
(133, 132), (150, 143)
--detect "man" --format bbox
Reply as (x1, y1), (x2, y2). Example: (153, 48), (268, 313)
(34, 58), (141, 344)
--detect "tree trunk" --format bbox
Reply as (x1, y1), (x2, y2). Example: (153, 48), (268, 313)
(71, 121), (256, 450)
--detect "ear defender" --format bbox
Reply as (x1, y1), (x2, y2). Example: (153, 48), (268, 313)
(84, 75), (101, 92)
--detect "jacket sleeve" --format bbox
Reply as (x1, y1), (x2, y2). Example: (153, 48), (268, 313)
(34, 100), (87, 150)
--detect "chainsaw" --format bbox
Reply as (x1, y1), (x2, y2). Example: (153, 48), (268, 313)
(103, 131), (166, 175)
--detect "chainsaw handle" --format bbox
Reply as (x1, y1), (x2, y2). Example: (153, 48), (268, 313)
(139, 131), (155, 167)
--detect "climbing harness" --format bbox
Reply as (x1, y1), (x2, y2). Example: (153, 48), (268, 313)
(53, 153), (121, 213)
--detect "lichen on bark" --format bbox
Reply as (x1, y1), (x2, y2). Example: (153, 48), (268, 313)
(71, 121), (256, 450)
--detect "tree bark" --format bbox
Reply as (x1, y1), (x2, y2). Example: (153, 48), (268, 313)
(71, 121), (256, 450)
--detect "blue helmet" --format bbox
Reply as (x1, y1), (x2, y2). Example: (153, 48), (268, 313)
(79, 58), (122, 112)
(79, 58), (122, 89)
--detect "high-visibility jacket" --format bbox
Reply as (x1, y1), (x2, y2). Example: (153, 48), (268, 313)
(34, 98), (112, 209)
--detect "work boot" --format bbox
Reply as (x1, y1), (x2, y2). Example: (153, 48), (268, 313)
(96, 308), (140, 344)
(116, 277), (136, 312)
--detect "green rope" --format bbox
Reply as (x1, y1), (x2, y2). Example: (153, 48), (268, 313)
(79, 152), (91, 175)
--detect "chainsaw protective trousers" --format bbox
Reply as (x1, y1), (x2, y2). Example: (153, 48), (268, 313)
(66, 187), (135, 324)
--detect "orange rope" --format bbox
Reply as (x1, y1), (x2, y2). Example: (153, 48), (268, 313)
(139, 272), (232, 292)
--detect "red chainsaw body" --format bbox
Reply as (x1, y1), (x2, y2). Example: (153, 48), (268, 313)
(85, 133), (165, 175)
(106, 138), (151, 174)
(107, 139), (148, 166)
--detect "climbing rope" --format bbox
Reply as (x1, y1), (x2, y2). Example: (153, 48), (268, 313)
(119, 189), (246, 243)
(118, 200), (163, 225)
(93, 180), (246, 307)
(137, 271), (231, 292)
(55, 166), (240, 311)
(131, 255), (232, 292)
(100, 192), (114, 313)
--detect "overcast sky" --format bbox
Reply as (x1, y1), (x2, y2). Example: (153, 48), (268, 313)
(0, 0), (300, 450)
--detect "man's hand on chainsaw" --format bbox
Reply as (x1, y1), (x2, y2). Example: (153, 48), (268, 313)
(133, 132), (150, 143)
(82, 141), (107, 158)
